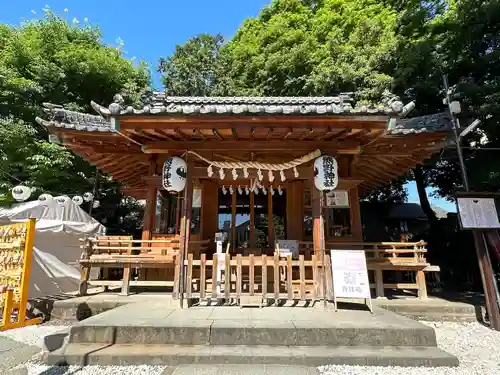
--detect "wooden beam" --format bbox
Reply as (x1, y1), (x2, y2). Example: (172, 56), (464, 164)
(299, 128), (314, 141)
(194, 128), (206, 140)
(231, 128), (239, 141)
(142, 140), (361, 153)
(212, 129), (223, 140)
(283, 128), (293, 140)
(266, 127), (274, 140)
(174, 128), (188, 141)
(120, 115), (390, 127)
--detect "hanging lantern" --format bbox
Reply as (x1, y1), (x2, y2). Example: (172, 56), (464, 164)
(83, 192), (94, 202)
(162, 156), (187, 193)
(72, 196), (84, 206)
(314, 155), (338, 191)
(38, 193), (53, 202)
(11, 185), (31, 202)
(55, 195), (69, 205)
(92, 200), (100, 208)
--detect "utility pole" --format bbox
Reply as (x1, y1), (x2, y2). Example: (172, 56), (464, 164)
(443, 74), (500, 330)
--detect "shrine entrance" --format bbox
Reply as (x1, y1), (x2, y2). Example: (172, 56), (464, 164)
(216, 183), (287, 254)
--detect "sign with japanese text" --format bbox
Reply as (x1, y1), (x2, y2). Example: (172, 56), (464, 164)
(457, 197), (500, 230)
(330, 250), (371, 299)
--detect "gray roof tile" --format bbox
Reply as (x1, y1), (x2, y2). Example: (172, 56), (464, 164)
(35, 103), (113, 132)
(91, 90), (412, 117)
(389, 112), (452, 135)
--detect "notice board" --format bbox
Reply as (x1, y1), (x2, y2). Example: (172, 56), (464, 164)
(330, 250), (372, 312)
(457, 197), (500, 230)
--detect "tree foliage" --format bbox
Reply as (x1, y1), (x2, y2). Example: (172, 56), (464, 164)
(223, 0), (398, 98)
(0, 10), (150, 236)
(158, 34), (230, 96)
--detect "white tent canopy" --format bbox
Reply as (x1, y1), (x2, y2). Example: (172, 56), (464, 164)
(0, 199), (106, 299)
(0, 199), (105, 234)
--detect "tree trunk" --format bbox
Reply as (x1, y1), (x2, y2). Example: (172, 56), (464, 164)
(414, 165), (438, 225)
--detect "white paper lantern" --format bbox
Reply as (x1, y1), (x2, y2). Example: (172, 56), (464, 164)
(314, 155), (338, 191)
(72, 195), (84, 206)
(83, 192), (94, 202)
(55, 195), (69, 205)
(38, 194), (53, 202)
(162, 156), (187, 192)
(92, 200), (100, 208)
(11, 185), (31, 202)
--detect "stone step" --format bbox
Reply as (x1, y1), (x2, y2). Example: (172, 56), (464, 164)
(67, 320), (437, 347)
(399, 311), (480, 322)
(377, 302), (480, 315)
(44, 343), (459, 368)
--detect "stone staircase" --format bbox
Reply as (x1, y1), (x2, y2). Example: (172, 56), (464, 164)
(43, 303), (459, 367)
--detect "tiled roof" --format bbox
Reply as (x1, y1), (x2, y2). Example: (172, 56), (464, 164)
(90, 90), (413, 117)
(35, 101), (452, 136)
(35, 103), (113, 132)
(388, 112), (452, 135)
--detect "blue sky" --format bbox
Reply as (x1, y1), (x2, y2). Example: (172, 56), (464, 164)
(2, 1), (454, 212)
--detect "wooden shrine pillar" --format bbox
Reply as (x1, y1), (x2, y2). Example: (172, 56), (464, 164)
(178, 154), (194, 305)
(312, 182), (325, 255)
(141, 155), (158, 241)
(286, 181), (304, 240)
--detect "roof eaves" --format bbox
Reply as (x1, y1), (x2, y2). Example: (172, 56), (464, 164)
(91, 90), (409, 118)
(387, 112), (453, 135)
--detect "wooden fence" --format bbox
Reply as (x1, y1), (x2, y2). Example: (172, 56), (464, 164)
(182, 253), (333, 305)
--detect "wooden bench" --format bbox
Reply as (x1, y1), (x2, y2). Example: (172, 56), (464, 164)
(79, 236), (180, 296)
(298, 241), (439, 300)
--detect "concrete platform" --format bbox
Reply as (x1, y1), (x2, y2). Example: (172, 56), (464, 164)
(43, 290), (484, 323)
(43, 303), (459, 367)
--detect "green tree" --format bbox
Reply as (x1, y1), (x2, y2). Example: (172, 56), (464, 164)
(223, 0), (398, 98)
(158, 34), (230, 96)
(0, 10), (151, 235)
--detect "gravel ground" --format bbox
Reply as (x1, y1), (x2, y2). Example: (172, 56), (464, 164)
(318, 321), (500, 375)
(1, 321), (499, 374)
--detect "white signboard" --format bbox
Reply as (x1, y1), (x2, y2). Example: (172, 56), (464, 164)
(326, 191), (349, 207)
(330, 250), (371, 299)
(277, 240), (298, 257)
(457, 197), (500, 229)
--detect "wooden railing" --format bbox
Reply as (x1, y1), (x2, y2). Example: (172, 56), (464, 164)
(79, 236), (192, 296)
(183, 253), (333, 305)
(298, 241), (438, 299)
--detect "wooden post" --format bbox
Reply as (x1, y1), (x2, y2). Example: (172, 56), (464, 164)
(268, 187), (274, 248)
(312, 184), (324, 255)
(250, 191), (255, 248)
(231, 191), (237, 251)
(178, 153), (194, 307)
(474, 231), (500, 329)
(141, 155), (158, 241)
(18, 218), (36, 324)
